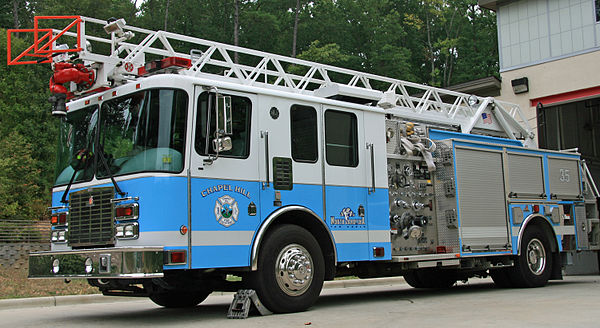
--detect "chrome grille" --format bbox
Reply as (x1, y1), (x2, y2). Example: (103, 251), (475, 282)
(68, 187), (115, 248)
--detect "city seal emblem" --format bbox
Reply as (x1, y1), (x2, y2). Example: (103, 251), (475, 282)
(214, 195), (239, 227)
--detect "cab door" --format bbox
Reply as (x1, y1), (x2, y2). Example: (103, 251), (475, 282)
(256, 96), (324, 224)
(322, 106), (370, 261)
(189, 87), (261, 269)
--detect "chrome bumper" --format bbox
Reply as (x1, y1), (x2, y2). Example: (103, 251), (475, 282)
(29, 247), (164, 279)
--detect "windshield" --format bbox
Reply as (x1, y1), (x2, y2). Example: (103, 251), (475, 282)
(97, 89), (188, 178)
(54, 106), (98, 185)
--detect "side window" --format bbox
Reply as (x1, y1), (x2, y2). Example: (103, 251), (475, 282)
(195, 92), (251, 158)
(325, 110), (358, 167)
(290, 105), (318, 163)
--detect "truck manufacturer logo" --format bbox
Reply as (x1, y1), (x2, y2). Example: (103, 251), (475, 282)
(88, 196), (94, 207)
(214, 195), (239, 227)
(330, 207), (365, 225)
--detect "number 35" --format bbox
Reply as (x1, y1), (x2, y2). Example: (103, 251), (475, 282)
(559, 169), (570, 183)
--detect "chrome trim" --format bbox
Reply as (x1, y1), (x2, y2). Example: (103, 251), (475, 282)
(525, 238), (546, 275)
(250, 205), (336, 271)
(29, 247), (164, 279)
(48, 205), (68, 211)
(110, 196), (139, 203)
(391, 253), (460, 262)
(516, 214), (555, 255)
(275, 243), (313, 296)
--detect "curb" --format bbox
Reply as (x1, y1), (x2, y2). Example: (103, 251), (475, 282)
(0, 277), (406, 310)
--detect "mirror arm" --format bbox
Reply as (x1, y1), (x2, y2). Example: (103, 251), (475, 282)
(203, 87), (218, 165)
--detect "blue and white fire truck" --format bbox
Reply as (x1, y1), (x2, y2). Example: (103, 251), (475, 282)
(9, 16), (600, 313)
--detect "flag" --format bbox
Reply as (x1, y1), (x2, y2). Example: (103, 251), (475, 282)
(482, 113), (492, 124)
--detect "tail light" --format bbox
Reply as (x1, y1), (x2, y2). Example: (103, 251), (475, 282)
(165, 250), (187, 265)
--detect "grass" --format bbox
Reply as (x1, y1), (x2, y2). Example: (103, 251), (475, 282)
(0, 266), (98, 299)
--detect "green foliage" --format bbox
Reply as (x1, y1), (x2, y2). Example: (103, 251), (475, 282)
(0, 131), (45, 220)
(297, 41), (351, 67)
(1, 29), (55, 220)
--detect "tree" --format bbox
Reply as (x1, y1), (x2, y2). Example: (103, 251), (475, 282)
(291, 0), (300, 57)
(0, 131), (46, 220)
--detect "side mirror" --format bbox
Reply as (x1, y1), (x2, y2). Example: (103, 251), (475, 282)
(216, 95), (232, 136)
(212, 136), (232, 153)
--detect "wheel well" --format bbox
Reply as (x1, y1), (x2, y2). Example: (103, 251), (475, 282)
(253, 208), (336, 280)
(519, 215), (563, 279)
(519, 216), (559, 254)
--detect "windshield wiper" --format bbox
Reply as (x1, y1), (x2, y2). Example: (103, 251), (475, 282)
(60, 149), (94, 204)
(97, 145), (126, 197)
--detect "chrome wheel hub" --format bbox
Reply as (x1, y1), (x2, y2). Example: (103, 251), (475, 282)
(526, 238), (546, 275)
(275, 244), (313, 296)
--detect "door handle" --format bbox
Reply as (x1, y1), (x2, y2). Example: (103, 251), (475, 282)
(367, 143), (375, 194)
(261, 130), (270, 189)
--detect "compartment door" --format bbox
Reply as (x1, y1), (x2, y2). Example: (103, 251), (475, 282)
(454, 146), (510, 253)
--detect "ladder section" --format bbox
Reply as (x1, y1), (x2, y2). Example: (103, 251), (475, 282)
(9, 16), (534, 143)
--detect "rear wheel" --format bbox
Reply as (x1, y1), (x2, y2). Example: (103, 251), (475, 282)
(251, 224), (325, 313)
(507, 226), (553, 288)
(403, 271), (426, 288)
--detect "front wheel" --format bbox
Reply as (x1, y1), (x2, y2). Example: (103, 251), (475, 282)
(507, 226), (553, 288)
(251, 224), (325, 313)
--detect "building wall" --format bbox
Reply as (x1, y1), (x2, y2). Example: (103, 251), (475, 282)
(497, 50), (600, 142)
(498, 0), (600, 72)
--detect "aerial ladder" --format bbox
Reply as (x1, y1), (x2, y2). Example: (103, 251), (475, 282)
(8, 15), (535, 146)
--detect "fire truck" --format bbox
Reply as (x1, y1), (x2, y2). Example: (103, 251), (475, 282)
(8, 16), (600, 314)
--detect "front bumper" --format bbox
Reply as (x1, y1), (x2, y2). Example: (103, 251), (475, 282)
(29, 247), (164, 279)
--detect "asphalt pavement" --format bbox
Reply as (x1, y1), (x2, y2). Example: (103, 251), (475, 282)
(0, 276), (406, 309)
(1, 275), (600, 327)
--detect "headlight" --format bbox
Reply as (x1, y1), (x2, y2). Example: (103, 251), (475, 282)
(51, 229), (67, 243)
(115, 222), (139, 239)
(85, 257), (93, 274)
(468, 95), (480, 107)
(52, 259), (60, 274)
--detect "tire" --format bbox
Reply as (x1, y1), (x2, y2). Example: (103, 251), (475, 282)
(403, 269), (456, 289)
(490, 268), (513, 288)
(149, 290), (211, 308)
(403, 271), (426, 288)
(507, 226), (553, 288)
(251, 224), (325, 313)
